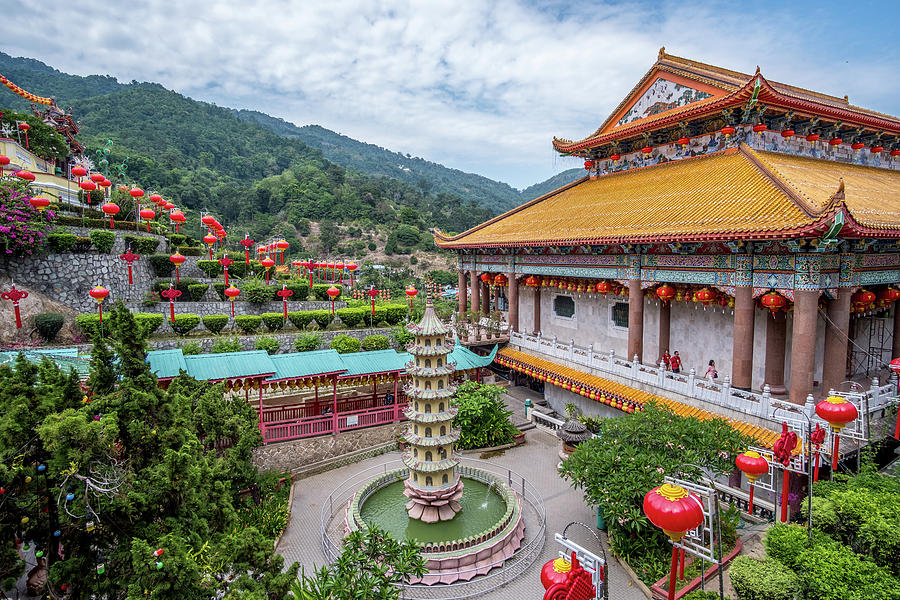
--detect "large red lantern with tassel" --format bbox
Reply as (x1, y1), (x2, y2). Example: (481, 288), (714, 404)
(28, 196), (49, 212)
(203, 234), (218, 260)
(102, 202), (120, 228)
(815, 395), (858, 470)
(494, 273), (508, 286)
(643, 484), (704, 600)
(525, 276), (540, 287)
(326, 285), (341, 314)
(480, 273), (492, 285)
(694, 287), (715, 306)
(735, 451), (769, 513)
(169, 210), (186, 232)
(405, 286), (418, 310)
(878, 287), (900, 303)
(760, 291), (787, 315)
(139, 208), (155, 232)
(656, 284), (675, 303)
(260, 258), (276, 285)
(851, 289), (876, 310)
(169, 253), (186, 284)
(89, 286), (110, 323)
(596, 281), (611, 295)
(224, 286), (240, 317)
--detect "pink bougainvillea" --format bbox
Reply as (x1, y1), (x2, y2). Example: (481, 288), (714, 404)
(0, 179), (55, 257)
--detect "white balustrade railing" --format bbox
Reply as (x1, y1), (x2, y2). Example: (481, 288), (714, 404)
(509, 331), (897, 423)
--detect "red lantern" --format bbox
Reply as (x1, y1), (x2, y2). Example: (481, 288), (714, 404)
(829, 137), (843, 146)
(276, 239), (290, 264)
(643, 484), (704, 600)
(203, 234), (218, 259)
(18, 122), (30, 148)
(641, 146), (652, 155)
(879, 287), (900, 303)
(346, 262), (358, 287)
(596, 281), (610, 295)
(891, 149), (900, 157)
(169, 253), (186, 284)
(201, 215), (216, 227)
(16, 170), (35, 182)
(694, 287), (715, 306)
(735, 451), (769, 513)
(163, 201), (175, 211)
(677, 137), (689, 147)
(815, 395), (858, 470)
(71, 166), (87, 178)
(540, 556), (572, 590)
(29, 196), (49, 212)
(334, 261), (345, 283)
(139, 208), (155, 232)
(149, 193), (163, 205)
(871, 146), (883, 154)
(261, 257), (276, 285)
(100, 179), (111, 190)
(851, 142), (865, 151)
(480, 273), (492, 285)
(525, 276), (539, 287)
(326, 285), (341, 314)
(753, 124), (767, 134)
(583, 160), (594, 170)
(656, 284), (675, 303)
(129, 188), (144, 199)
(760, 291), (787, 315)
(89, 286), (110, 323)
(406, 286), (418, 310)
(169, 210), (186, 232)
(805, 133), (820, 143)
(610, 153), (621, 161)
(224, 286), (240, 317)
(494, 274), (508, 286)
(89, 173), (104, 183)
(0, 155), (8, 177)
(851, 289), (876, 309)
(781, 129), (795, 138)
(721, 126), (735, 137)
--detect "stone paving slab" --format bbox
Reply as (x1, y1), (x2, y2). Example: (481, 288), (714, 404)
(277, 412), (645, 599)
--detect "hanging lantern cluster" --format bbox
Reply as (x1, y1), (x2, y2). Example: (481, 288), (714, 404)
(496, 355), (643, 414)
(851, 288), (877, 314)
(493, 273), (508, 287)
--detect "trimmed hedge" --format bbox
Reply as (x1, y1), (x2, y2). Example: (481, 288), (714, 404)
(283, 280), (309, 300)
(154, 278), (200, 298)
(330, 334), (360, 354)
(75, 312), (164, 338)
(729, 557), (799, 600)
(202, 314), (229, 334)
(89, 230), (116, 253)
(336, 307), (367, 328)
(123, 235), (159, 254)
(170, 314), (201, 335)
(261, 313), (285, 332)
(287, 311), (313, 329)
(241, 278), (276, 304)
(310, 309), (333, 329)
(313, 283), (342, 301)
(197, 260), (222, 278)
(234, 315), (262, 334)
(384, 304), (407, 325)
(255, 335), (280, 354)
(178, 246), (204, 256)
(169, 234), (187, 247)
(188, 284), (209, 301)
(34, 313), (64, 342)
(361, 334), (390, 351)
(148, 254), (176, 277)
(213, 282), (229, 301)
(47, 232), (78, 252)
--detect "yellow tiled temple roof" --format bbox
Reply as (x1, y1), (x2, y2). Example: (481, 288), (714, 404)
(497, 347), (780, 449)
(434, 145), (900, 248)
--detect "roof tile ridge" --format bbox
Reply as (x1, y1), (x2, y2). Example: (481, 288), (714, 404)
(738, 144), (823, 219)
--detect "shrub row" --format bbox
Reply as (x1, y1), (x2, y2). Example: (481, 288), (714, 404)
(75, 312), (165, 338)
(54, 215), (167, 235)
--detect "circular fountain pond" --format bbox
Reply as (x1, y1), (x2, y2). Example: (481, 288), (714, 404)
(346, 465), (525, 585)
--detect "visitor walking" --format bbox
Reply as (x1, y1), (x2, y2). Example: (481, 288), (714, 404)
(670, 351), (682, 374)
(661, 349), (671, 370)
(705, 359), (718, 381)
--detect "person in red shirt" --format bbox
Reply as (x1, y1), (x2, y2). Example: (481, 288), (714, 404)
(661, 350), (671, 370)
(670, 351), (682, 374)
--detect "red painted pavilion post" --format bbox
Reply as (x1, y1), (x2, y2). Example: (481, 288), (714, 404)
(331, 375), (338, 436)
(822, 288), (852, 394)
(658, 300), (670, 364)
(893, 304), (900, 362)
(457, 270), (467, 316)
(765, 311), (788, 394)
(533, 285), (541, 334)
(732, 285), (755, 390)
(314, 381), (319, 417)
(469, 270), (479, 314)
(481, 281), (490, 315)
(507, 272), (519, 333)
(627, 256), (644, 363)
(789, 289), (819, 404)
(372, 380), (377, 407)
(258, 381), (264, 437)
(392, 373), (399, 421)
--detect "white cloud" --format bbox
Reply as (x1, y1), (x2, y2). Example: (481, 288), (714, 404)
(1, 0), (898, 189)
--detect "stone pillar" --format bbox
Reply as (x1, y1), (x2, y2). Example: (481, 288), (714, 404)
(508, 274), (519, 333)
(533, 285), (541, 335)
(822, 289), (852, 394)
(765, 311), (788, 395)
(732, 287), (755, 390)
(627, 279), (644, 362)
(481, 281), (490, 315)
(457, 270), (466, 316)
(893, 303), (900, 360)
(658, 300), (670, 362)
(469, 270), (479, 315)
(789, 289), (819, 404)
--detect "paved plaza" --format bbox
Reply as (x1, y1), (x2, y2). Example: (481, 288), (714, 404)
(276, 389), (647, 600)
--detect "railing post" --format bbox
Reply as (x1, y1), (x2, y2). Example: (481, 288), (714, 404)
(631, 354), (639, 380)
(658, 360), (666, 387)
(805, 394), (816, 420)
(721, 375), (731, 405)
(587, 343), (594, 363)
(569, 340), (575, 361)
(760, 384), (771, 417)
(687, 368), (696, 398)
(608, 349), (615, 370)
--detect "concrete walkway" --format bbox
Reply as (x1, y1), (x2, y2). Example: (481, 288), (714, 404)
(277, 392), (646, 600)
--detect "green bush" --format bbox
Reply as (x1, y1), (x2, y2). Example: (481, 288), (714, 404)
(255, 335), (280, 355)
(261, 313), (285, 332)
(211, 337), (243, 353)
(241, 278), (276, 304)
(224, 259), (261, 279)
(681, 593), (719, 600)
(330, 334), (360, 354)
(123, 234), (159, 254)
(797, 542), (900, 600)
(763, 524), (815, 571)
(310, 310), (333, 329)
(178, 245), (203, 256)
(148, 254), (176, 277)
(34, 313), (64, 341)
(391, 325), (414, 347)
(188, 284), (209, 301)
(313, 283), (342, 301)
(89, 230), (116, 253)
(154, 277), (199, 298)
(287, 311), (314, 330)
(728, 557), (798, 600)
(361, 334), (390, 351)
(384, 304), (407, 325)
(170, 314), (200, 335)
(336, 307), (367, 328)
(169, 234), (186, 247)
(47, 232), (78, 252)
(197, 260), (222, 278)
(202, 315), (229, 335)
(294, 333), (323, 352)
(234, 315), (262, 334)
(453, 380), (516, 450)
(134, 313), (165, 337)
(212, 282), (228, 301)
(75, 313), (106, 338)
(283, 280), (309, 300)
(181, 341), (203, 355)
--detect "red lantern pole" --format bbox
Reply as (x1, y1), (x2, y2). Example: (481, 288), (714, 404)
(240, 235), (254, 267)
(218, 253), (234, 286)
(406, 286), (418, 310)
(890, 358), (900, 439)
(772, 423), (797, 523)
(224, 286), (240, 317)
(810, 424), (826, 482)
(276, 284), (293, 319)
(18, 122), (30, 149)
(367, 287), (379, 317)
(1, 284), (28, 329)
(89, 286), (109, 323)
(261, 258), (275, 285)
(815, 396), (859, 471)
(781, 469), (790, 523)
(119, 249), (140, 285)
(326, 285), (340, 315)
(160, 284), (181, 322)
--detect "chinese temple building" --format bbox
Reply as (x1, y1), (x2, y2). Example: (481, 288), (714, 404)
(402, 297), (464, 522)
(436, 49), (900, 409)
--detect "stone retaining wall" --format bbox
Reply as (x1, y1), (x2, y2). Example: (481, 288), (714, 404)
(252, 421), (406, 474)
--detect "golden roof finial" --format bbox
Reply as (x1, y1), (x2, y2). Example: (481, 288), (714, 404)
(658, 46), (666, 59)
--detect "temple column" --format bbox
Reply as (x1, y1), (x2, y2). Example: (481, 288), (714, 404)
(469, 270), (479, 315)
(533, 285), (542, 335)
(481, 281), (490, 315)
(732, 287), (755, 390)
(457, 270), (466, 316)
(507, 273), (519, 333)
(764, 311), (787, 395)
(658, 300), (670, 363)
(893, 303), (900, 360)
(822, 289), (852, 394)
(627, 256), (643, 363)
(789, 290), (819, 404)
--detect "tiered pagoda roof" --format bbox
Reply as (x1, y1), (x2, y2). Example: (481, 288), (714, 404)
(434, 144), (900, 248)
(407, 299), (451, 335)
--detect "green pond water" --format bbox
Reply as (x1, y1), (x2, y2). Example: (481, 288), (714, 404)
(359, 478), (507, 543)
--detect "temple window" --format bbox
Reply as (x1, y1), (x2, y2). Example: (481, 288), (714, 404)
(425, 451), (432, 462)
(425, 404), (431, 413)
(414, 448), (419, 457)
(437, 358), (442, 367)
(611, 302), (629, 329)
(425, 381), (432, 390)
(414, 472), (418, 481)
(437, 338), (443, 346)
(440, 425), (446, 436)
(425, 339), (431, 347)
(553, 295), (576, 318)
(438, 380), (444, 389)
(439, 402), (444, 411)
(415, 401), (419, 411)
(425, 359), (431, 368)
(414, 424), (419, 435)
(426, 476), (433, 486)
(425, 427), (432, 437)
(442, 474), (449, 484)
(416, 358), (420, 367)
(440, 448), (447, 459)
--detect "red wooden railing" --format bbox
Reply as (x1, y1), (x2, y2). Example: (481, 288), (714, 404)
(261, 402), (409, 444)
(260, 392), (407, 425)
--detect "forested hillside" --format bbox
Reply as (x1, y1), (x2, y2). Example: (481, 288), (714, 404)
(520, 167), (583, 200)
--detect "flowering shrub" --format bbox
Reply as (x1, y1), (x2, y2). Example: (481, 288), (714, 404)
(0, 179), (55, 256)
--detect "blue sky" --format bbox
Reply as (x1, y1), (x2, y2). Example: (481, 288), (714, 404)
(1, 0), (898, 189)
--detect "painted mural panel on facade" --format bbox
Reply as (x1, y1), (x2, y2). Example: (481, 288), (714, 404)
(615, 78), (713, 127)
